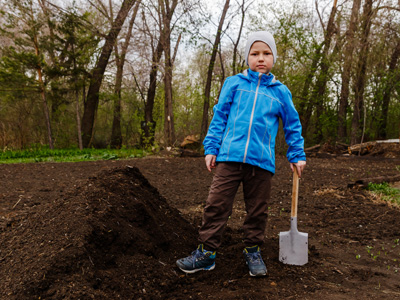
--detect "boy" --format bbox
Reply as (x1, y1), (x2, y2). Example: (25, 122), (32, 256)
(176, 31), (306, 277)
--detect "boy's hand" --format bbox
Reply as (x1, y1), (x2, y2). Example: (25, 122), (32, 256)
(290, 160), (306, 178)
(205, 155), (217, 172)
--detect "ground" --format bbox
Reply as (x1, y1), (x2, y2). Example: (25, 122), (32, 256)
(1, 155), (400, 299)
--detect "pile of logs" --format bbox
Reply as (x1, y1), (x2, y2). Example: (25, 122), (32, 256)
(348, 139), (399, 156)
(305, 139), (399, 157)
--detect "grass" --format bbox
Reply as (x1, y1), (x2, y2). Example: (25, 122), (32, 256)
(367, 182), (400, 206)
(0, 147), (147, 164)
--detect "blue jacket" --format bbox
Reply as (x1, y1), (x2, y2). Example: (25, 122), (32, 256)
(203, 68), (306, 174)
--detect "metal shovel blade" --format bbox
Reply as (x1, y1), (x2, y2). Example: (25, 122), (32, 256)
(279, 216), (308, 265)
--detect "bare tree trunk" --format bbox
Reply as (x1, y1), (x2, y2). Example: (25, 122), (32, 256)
(218, 44), (225, 89)
(338, 0), (361, 141)
(171, 33), (182, 65)
(164, 43), (176, 146)
(378, 37), (400, 139)
(110, 47), (124, 148)
(110, 0), (141, 148)
(75, 88), (83, 150)
(71, 42), (83, 150)
(141, 0), (179, 148)
(232, 0), (247, 75)
(142, 39), (164, 147)
(37, 66), (54, 150)
(160, 0), (179, 147)
(81, 0), (136, 148)
(351, 0), (373, 145)
(200, 0), (230, 141)
(310, 0), (337, 143)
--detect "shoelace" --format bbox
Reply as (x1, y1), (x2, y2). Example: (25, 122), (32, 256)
(246, 251), (262, 263)
(187, 249), (204, 268)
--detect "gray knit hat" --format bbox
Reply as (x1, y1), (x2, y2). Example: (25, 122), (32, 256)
(244, 31), (277, 65)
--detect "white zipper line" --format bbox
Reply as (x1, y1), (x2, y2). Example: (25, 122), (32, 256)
(243, 73), (262, 163)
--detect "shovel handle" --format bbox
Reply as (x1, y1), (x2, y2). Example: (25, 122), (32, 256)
(291, 168), (299, 218)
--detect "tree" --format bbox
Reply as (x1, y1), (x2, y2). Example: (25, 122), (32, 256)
(200, 0), (230, 141)
(377, 35), (400, 139)
(337, 0), (361, 142)
(54, 7), (101, 149)
(310, 0), (338, 143)
(158, 0), (179, 147)
(231, 0), (251, 75)
(111, 1), (142, 148)
(296, 41), (322, 135)
(81, 0), (137, 148)
(351, 0), (373, 145)
(142, 38), (164, 148)
(5, 0), (55, 149)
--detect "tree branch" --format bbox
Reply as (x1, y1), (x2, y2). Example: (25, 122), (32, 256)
(315, 0), (325, 31)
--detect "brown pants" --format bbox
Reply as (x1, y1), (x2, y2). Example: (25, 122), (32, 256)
(198, 162), (272, 250)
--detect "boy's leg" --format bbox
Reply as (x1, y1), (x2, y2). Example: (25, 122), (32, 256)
(242, 166), (272, 247)
(241, 166), (272, 276)
(198, 162), (243, 250)
(177, 163), (241, 273)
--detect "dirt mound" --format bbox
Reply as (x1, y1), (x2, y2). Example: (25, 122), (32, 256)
(0, 166), (196, 299)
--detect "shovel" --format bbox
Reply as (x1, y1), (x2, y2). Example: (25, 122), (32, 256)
(279, 168), (308, 265)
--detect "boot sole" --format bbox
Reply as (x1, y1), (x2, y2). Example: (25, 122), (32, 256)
(178, 263), (215, 274)
(249, 270), (267, 277)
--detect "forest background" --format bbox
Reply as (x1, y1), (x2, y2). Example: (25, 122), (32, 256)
(0, 0), (399, 153)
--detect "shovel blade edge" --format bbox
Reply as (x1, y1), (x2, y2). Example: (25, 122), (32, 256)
(279, 231), (308, 266)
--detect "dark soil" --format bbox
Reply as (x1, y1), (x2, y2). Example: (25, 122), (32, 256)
(1, 155), (400, 299)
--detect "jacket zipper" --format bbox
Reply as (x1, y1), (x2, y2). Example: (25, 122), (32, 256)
(243, 73), (262, 163)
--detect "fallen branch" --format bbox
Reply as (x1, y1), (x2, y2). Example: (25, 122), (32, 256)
(348, 174), (400, 188)
(12, 197), (23, 209)
(304, 144), (321, 152)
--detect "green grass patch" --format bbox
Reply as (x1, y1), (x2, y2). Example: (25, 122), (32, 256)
(0, 148), (146, 164)
(367, 182), (400, 206)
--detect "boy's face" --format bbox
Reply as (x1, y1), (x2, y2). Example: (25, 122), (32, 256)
(248, 41), (274, 74)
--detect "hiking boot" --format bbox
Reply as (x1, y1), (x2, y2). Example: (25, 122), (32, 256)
(243, 245), (267, 277)
(176, 244), (216, 273)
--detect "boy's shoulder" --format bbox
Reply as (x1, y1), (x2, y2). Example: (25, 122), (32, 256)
(220, 73), (246, 90)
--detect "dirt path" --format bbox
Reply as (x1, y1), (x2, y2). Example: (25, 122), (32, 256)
(1, 156), (400, 299)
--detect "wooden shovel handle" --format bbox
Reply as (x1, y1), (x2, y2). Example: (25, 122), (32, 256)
(291, 168), (299, 218)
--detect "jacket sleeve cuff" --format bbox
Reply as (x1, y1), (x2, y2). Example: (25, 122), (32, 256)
(204, 148), (219, 156)
(288, 155), (306, 163)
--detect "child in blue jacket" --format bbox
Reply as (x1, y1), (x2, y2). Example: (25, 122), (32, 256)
(176, 31), (306, 277)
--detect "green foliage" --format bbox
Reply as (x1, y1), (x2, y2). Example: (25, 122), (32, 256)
(367, 182), (400, 205)
(172, 67), (205, 142)
(0, 147), (146, 164)
(0, 1), (101, 150)
(0, 50), (38, 91)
